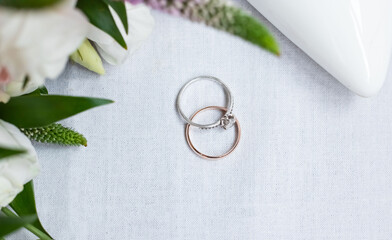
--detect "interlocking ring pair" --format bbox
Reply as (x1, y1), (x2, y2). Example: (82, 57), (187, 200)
(176, 76), (241, 160)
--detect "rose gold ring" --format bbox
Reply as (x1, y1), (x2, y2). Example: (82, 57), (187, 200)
(185, 106), (241, 160)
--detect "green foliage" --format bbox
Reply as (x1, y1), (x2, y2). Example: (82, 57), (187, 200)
(0, 147), (26, 160)
(104, 0), (128, 34)
(147, 0), (279, 54)
(38, 86), (49, 94)
(21, 123), (88, 147)
(9, 182), (52, 239)
(0, 0), (60, 9)
(77, 0), (127, 49)
(227, 6), (279, 55)
(0, 95), (113, 128)
(0, 213), (36, 238)
(24, 86), (49, 96)
(201, 0), (279, 55)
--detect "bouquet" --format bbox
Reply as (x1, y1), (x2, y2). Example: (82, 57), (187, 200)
(0, 0), (278, 238)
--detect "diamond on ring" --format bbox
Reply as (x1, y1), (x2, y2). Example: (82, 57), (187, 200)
(220, 114), (236, 130)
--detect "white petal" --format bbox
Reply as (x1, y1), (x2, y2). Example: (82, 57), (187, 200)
(0, 6), (89, 97)
(0, 176), (23, 207)
(0, 120), (40, 207)
(126, 4), (155, 56)
(88, 3), (154, 65)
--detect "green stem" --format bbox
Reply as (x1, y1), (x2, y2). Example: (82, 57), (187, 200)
(1, 208), (51, 240)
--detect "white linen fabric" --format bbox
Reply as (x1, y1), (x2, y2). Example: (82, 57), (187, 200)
(9, 0), (392, 239)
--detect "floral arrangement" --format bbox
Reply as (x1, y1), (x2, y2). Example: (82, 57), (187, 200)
(0, 0), (278, 238)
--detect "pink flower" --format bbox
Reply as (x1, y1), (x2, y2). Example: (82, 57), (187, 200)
(0, 67), (10, 84)
(0, 67), (11, 102)
(0, 2), (89, 102)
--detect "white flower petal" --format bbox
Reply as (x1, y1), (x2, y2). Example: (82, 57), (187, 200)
(88, 3), (154, 65)
(0, 176), (23, 207)
(0, 120), (40, 207)
(0, 5), (89, 97)
(126, 4), (155, 55)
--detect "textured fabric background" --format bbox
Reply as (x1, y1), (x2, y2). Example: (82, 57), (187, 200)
(10, 0), (392, 239)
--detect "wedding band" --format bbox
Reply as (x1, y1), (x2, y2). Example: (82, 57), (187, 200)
(176, 76), (234, 129)
(185, 106), (241, 160)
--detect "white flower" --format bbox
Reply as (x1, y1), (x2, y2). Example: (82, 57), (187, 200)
(87, 3), (154, 65)
(0, 2), (89, 102)
(0, 120), (40, 207)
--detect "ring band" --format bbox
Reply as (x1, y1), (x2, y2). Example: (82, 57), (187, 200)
(176, 76), (234, 129)
(185, 106), (241, 160)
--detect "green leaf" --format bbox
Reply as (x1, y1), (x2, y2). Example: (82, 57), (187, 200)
(0, 214), (37, 238)
(9, 182), (52, 239)
(230, 9), (280, 55)
(38, 86), (49, 95)
(145, 0), (279, 55)
(0, 95), (113, 128)
(77, 0), (127, 49)
(23, 86), (49, 97)
(0, 0), (61, 9)
(105, 0), (128, 34)
(0, 146), (26, 160)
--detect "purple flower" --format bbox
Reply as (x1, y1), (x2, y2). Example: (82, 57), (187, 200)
(126, 0), (280, 55)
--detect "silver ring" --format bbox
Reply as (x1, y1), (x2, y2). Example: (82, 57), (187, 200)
(176, 76), (234, 129)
